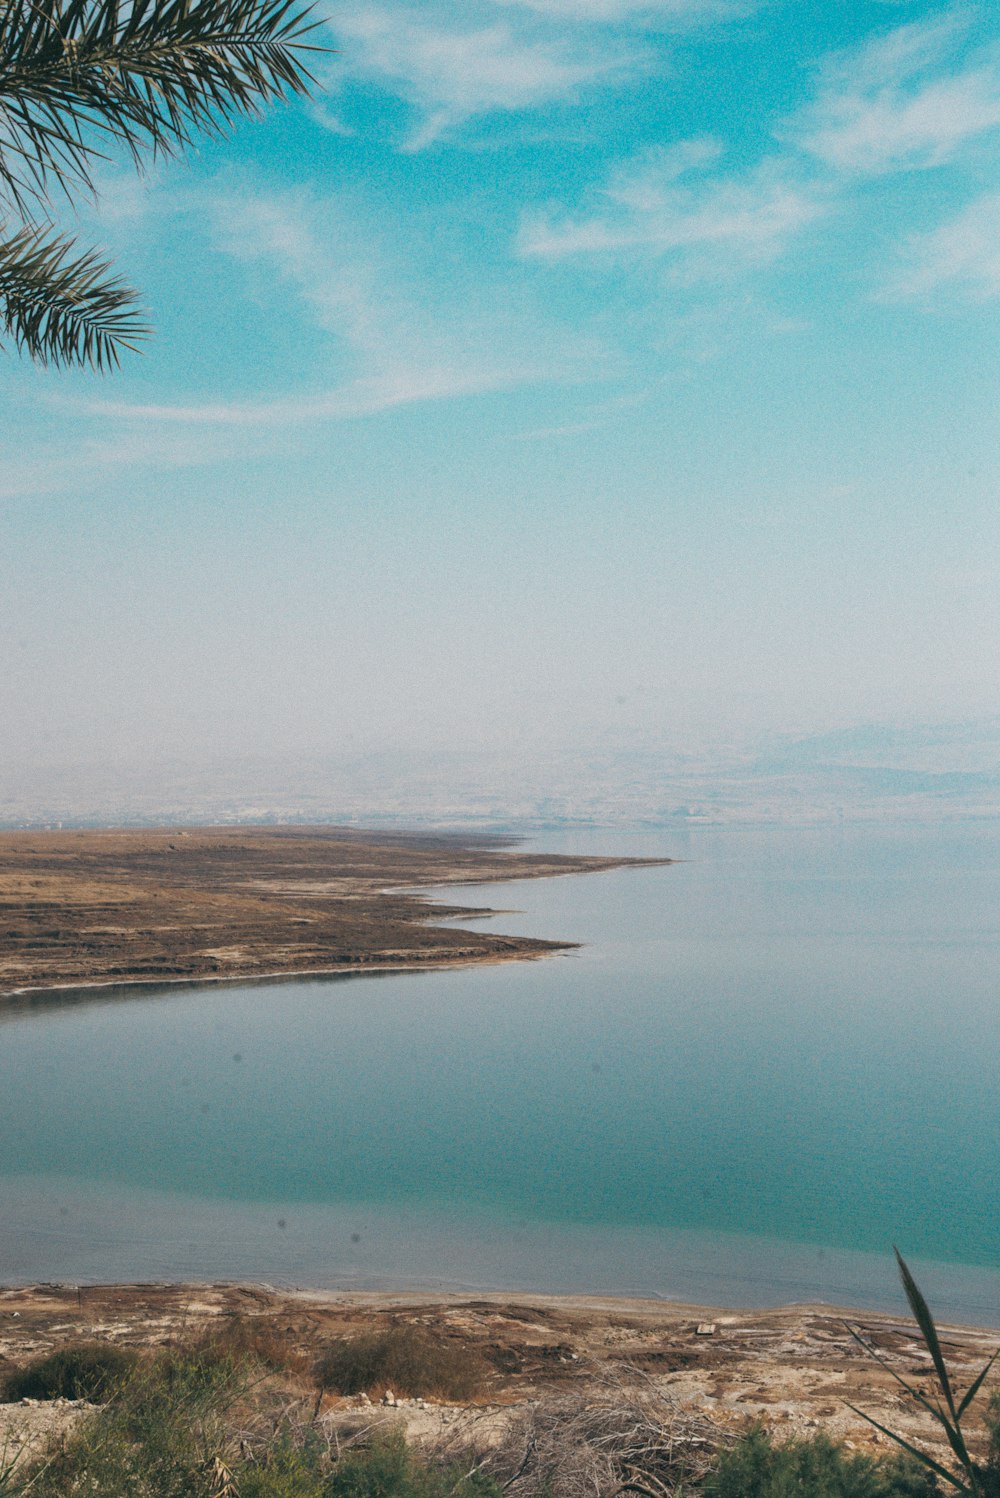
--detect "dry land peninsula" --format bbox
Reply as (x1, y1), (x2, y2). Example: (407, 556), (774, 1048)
(0, 825), (669, 998)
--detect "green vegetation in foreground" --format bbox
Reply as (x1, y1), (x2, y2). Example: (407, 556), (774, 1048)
(2, 1262), (998, 1498)
(2, 1342), (140, 1403)
(4, 1353), (997, 1498)
(846, 1253), (1000, 1498)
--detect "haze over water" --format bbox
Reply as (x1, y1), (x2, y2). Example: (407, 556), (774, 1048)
(1, 822), (998, 1323)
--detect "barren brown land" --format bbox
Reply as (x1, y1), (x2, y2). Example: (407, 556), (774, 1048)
(0, 825), (669, 997)
(2, 1284), (997, 1472)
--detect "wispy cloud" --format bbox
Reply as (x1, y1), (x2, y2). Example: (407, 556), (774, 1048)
(792, 13), (1000, 175)
(79, 366), (538, 427)
(327, 4), (635, 148)
(77, 186), (600, 429)
(490, 0), (747, 24)
(515, 6), (1000, 313)
(520, 142), (825, 275)
(889, 190), (1000, 298)
(0, 428), (239, 499)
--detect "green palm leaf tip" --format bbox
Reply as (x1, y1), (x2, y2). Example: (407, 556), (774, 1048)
(0, 222), (148, 368)
(848, 1251), (1000, 1498)
(0, 0), (324, 367)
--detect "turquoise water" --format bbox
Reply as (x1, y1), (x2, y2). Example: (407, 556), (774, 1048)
(1, 823), (998, 1321)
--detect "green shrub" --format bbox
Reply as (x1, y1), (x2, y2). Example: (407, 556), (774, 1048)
(704, 1428), (938, 1498)
(236, 1437), (326, 1498)
(324, 1435), (502, 1498)
(149, 1342), (245, 1397)
(2, 1341), (139, 1402)
(11, 1348), (252, 1498)
(316, 1324), (487, 1402)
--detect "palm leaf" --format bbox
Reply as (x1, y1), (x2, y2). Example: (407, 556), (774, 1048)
(0, 0), (324, 366)
(0, 220), (149, 367)
(0, 0), (326, 215)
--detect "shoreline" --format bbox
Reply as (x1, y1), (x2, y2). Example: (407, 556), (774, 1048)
(2, 1280), (996, 1335)
(0, 945), (566, 1004)
(0, 825), (670, 1000)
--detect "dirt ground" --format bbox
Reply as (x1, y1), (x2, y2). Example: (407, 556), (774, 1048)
(0, 826), (668, 996)
(2, 1283), (996, 1474)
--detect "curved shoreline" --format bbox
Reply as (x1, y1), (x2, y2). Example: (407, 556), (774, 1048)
(1, 944), (565, 1004)
(0, 825), (671, 1001)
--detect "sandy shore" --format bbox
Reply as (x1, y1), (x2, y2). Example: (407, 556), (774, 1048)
(0, 825), (670, 999)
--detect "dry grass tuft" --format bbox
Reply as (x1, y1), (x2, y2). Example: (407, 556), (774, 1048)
(190, 1315), (311, 1377)
(316, 1324), (489, 1403)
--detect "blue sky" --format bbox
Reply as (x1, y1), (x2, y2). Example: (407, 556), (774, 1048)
(4, 0), (1000, 776)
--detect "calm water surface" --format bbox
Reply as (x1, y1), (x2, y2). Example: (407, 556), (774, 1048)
(1, 823), (998, 1321)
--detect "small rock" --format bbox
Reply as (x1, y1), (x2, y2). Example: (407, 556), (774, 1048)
(382, 1390), (396, 1406)
(696, 1323), (717, 1336)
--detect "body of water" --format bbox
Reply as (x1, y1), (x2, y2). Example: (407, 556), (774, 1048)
(1, 822), (998, 1322)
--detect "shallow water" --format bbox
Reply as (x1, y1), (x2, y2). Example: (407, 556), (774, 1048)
(1, 823), (998, 1322)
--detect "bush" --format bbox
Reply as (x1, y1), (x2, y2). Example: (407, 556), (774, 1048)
(703, 1428), (938, 1498)
(235, 1432), (503, 1498)
(191, 1313), (307, 1374)
(237, 1438), (326, 1498)
(11, 1348), (252, 1497)
(2, 1341), (139, 1402)
(325, 1435), (502, 1498)
(316, 1324), (487, 1402)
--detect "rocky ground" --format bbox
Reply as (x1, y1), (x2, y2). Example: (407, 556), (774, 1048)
(2, 1282), (996, 1476)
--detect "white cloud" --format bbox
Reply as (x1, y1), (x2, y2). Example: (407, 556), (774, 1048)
(307, 102), (357, 136)
(208, 192), (390, 366)
(0, 427), (238, 499)
(889, 190), (1000, 298)
(79, 365), (538, 427)
(793, 13), (1000, 175)
(326, 4), (637, 146)
(520, 145), (825, 274)
(514, 8), (1000, 311)
(76, 186), (602, 429)
(489, 0), (745, 23)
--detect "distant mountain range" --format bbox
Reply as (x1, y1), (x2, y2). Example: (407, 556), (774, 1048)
(3, 720), (999, 829)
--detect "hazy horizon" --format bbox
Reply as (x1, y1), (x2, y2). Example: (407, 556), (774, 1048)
(5, 714), (1000, 827)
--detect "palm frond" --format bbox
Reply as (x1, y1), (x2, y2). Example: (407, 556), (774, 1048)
(0, 0), (325, 215)
(0, 219), (149, 367)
